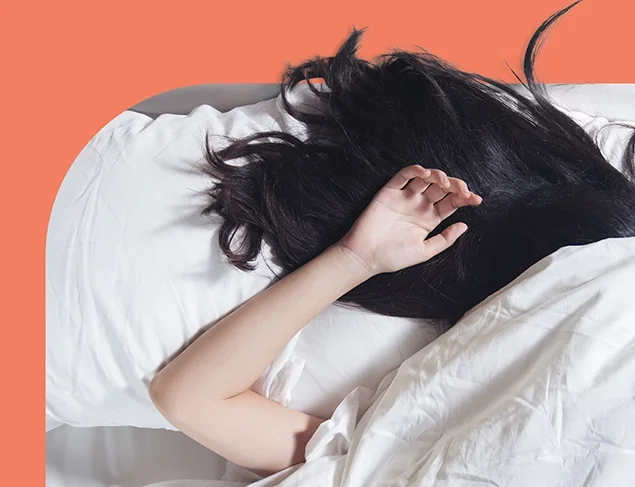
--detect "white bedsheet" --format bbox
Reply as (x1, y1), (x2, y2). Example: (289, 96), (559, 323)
(286, 237), (635, 486)
(176, 237), (635, 487)
(131, 237), (635, 487)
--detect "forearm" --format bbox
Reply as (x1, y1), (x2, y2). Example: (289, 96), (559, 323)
(151, 243), (371, 405)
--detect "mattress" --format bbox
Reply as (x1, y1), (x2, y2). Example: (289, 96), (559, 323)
(46, 425), (228, 487)
(46, 83), (635, 487)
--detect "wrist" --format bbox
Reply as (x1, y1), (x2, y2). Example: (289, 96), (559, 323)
(327, 242), (376, 284)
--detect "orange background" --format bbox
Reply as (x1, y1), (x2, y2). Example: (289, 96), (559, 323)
(1, 0), (634, 484)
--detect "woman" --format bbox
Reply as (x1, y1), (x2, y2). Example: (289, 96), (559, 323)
(204, 1), (635, 330)
(150, 165), (482, 476)
(151, 0), (635, 480)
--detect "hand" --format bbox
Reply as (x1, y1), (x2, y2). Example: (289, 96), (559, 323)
(337, 165), (482, 277)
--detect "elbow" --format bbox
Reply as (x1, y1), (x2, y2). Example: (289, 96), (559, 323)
(149, 371), (211, 427)
(150, 368), (225, 428)
(149, 372), (182, 422)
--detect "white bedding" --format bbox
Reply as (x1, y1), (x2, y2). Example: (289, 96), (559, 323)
(123, 235), (635, 487)
(240, 236), (635, 487)
(47, 84), (635, 487)
(46, 425), (227, 487)
(46, 85), (435, 431)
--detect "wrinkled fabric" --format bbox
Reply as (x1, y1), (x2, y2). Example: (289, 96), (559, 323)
(243, 238), (635, 487)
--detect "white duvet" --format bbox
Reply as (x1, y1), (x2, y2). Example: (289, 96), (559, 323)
(171, 236), (635, 487)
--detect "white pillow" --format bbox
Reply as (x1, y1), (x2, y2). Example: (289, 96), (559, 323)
(45, 86), (435, 429)
(46, 85), (635, 430)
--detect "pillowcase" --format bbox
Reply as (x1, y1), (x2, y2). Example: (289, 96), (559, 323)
(46, 85), (436, 429)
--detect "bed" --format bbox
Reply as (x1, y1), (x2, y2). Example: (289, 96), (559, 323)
(46, 83), (635, 487)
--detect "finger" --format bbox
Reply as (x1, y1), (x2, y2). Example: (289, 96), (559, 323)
(422, 169), (450, 188)
(404, 177), (430, 194)
(435, 192), (482, 220)
(423, 176), (471, 203)
(446, 177), (471, 197)
(385, 165), (431, 190)
(422, 183), (450, 203)
(420, 222), (468, 261)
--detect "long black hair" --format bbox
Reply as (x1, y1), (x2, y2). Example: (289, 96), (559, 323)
(203, 0), (635, 331)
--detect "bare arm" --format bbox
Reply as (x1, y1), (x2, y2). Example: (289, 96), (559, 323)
(150, 244), (370, 474)
(149, 165), (481, 476)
